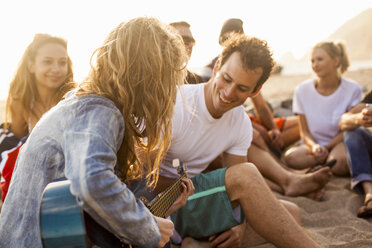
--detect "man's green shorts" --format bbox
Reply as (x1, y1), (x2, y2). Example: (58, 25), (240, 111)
(170, 168), (244, 239)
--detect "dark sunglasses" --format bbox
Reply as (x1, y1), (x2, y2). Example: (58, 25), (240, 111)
(182, 36), (195, 46)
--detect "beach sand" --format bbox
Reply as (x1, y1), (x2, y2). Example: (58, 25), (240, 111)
(1, 68), (372, 247)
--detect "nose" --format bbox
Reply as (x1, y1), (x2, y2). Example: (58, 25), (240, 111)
(224, 84), (236, 99)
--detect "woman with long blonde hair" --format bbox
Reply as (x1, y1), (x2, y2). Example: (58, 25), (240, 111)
(0, 17), (193, 248)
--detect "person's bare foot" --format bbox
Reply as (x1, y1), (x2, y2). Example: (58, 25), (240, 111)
(283, 166), (332, 198)
(304, 188), (326, 201)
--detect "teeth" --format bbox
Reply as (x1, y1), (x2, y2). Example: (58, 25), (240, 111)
(220, 93), (231, 104)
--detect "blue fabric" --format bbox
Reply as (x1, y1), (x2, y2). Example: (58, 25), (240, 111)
(0, 92), (160, 248)
(344, 128), (372, 194)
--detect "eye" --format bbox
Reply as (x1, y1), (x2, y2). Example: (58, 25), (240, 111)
(238, 86), (250, 92)
(223, 75), (232, 83)
(59, 60), (67, 66)
(42, 59), (52, 65)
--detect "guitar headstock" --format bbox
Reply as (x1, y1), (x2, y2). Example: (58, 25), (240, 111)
(172, 159), (188, 178)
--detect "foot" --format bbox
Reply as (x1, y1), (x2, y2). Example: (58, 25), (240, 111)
(357, 198), (372, 218)
(283, 166), (332, 198)
(303, 188), (326, 201)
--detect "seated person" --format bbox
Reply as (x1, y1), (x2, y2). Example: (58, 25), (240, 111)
(0, 17), (193, 247)
(169, 21), (203, 84)
(339, 90), (372, 218)
(0, 33), (75, 201)
(284, 41), (362, 176)
(205, 18), (300, 156)
(156, 33), (323, 248)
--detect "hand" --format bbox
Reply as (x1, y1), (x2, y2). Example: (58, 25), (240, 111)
(164, 178), (194, 217)
(268, 129), (284, 150)
(155, 217), (174, 248)
(311, 144), (328, 164)
(208, 223), (245, 248)
(361, 107), (372, 127)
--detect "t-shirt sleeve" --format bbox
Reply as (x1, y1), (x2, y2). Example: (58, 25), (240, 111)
(292, 84), (304, 115)
(226, 111), (252, 156)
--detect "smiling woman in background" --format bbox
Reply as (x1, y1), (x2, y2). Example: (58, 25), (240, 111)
(284, 41), (362, 176)
(0, 33), (75, 201)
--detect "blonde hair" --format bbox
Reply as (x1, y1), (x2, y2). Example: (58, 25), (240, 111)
(312, 41), (350, 74)
(77, 17), (187, 187)
(5, 33), (74, 130)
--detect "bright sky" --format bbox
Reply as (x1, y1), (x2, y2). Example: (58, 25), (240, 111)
(1, 0), (372, 100)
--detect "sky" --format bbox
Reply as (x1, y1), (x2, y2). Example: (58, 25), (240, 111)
(1, 0), (372, 100)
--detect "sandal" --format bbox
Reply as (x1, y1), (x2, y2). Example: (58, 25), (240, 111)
(357, 198), (372, 219)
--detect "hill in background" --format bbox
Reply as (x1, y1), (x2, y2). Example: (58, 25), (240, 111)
(279, 8), (372, 74)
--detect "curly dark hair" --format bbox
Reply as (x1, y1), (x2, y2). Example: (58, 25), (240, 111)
(218, 33), (274, 92)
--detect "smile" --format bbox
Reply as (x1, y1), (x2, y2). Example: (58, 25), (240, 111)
(219, 93), (232, 104)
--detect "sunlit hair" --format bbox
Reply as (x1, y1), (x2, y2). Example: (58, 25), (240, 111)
(312, 41), (350, 74)
(218, 33), (274, 92)
(5, 33), (74, 129)
(77, 17), (187, 187)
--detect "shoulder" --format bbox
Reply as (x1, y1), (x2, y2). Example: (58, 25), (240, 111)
(340, 77), (362, 91)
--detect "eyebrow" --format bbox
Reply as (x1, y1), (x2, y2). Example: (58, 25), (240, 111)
(222, 72), (251, 90)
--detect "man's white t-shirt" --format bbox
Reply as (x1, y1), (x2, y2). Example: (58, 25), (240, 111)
(293, 77), (362, 146)
(159, 83), (252, 178)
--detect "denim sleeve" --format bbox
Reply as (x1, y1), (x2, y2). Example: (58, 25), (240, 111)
(61, 100), (160, 247)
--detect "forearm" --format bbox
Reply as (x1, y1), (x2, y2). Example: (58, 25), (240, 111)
(338, 112), (362, 131)
(325, 132), (344, 151)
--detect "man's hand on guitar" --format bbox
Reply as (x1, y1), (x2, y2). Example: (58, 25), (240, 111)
(165, 178), (194, 217)
(208, 223), (246, 248)
(155, 217), (174, 247)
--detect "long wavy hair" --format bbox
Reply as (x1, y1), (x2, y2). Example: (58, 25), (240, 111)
(5, 33), (74, 130)
(77, 17), (187, 187)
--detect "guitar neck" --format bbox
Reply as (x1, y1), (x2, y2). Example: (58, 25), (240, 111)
(148, 173), (187, 217)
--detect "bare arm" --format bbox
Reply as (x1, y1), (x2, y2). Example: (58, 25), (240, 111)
(251, 92), (278, 131)
(339, 103), (372, 130)
(325, 132), (344, 151)
(251, 93), (283, 149)
(9, 100), (28, 139)
(223, 152), (248, 167)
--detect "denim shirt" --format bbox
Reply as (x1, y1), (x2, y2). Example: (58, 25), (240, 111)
(0, 92), (161, 247)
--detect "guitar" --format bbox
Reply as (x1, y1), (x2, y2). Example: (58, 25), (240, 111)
(40, 159), (188, 248)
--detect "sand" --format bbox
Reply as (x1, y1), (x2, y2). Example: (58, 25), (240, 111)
(1, 68), (372, 247)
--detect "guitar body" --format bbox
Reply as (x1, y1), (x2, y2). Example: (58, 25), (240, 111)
(40, 160), (187, 248)
(40, 180), (88, 247)
(40, 180), (125, 248)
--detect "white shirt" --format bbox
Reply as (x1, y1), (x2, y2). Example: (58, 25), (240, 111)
(293, 77), (362, 146)
(160, 83), (252, 178)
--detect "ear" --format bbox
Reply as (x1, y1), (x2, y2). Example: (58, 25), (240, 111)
(249, 86), (262, 97)
(212, 58), (221, 77)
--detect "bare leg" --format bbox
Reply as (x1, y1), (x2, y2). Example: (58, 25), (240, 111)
(328, 142), (349, 176)
(248, 145), (332, 198)
(284, 145), (319, 169)
(180, 200), (302, 248)
(225, 163), (321, 248)
(281, 116), (300, 148)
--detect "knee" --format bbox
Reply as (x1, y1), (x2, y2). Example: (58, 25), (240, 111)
(283, 149), (297, 166)
(225, 163), (262, 190)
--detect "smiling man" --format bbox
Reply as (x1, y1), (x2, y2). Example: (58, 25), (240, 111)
(156, 34), (321, 248)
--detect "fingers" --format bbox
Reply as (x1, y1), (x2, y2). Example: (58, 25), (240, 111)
(155, 217), (174, 247)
